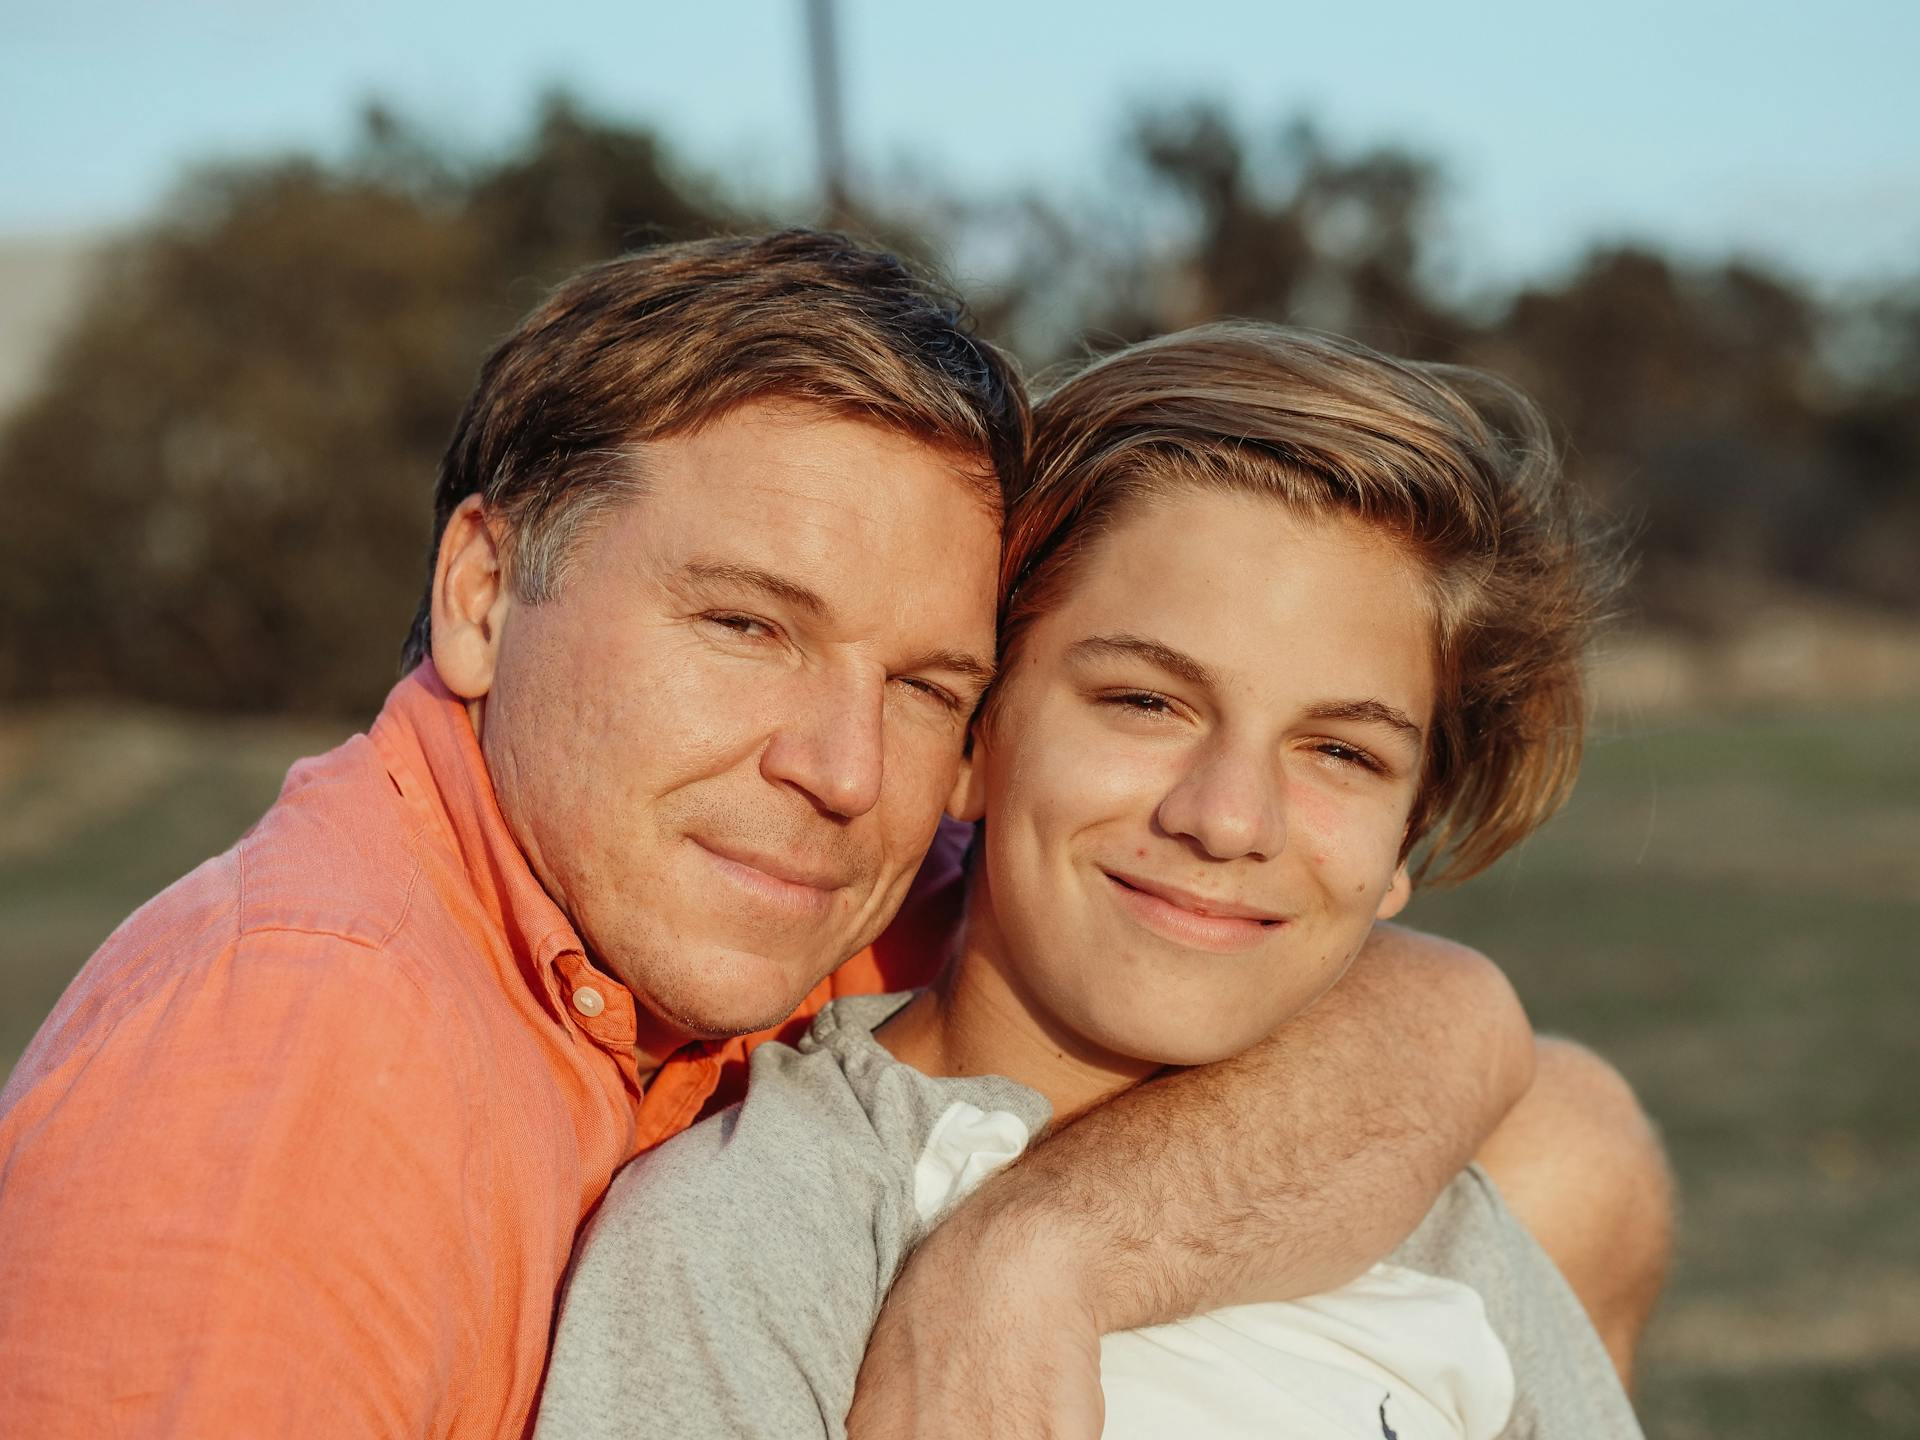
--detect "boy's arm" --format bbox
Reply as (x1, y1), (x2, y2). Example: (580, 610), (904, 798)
(846, 922), (1533, 1440)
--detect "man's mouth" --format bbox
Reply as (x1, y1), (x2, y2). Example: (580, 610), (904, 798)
(690, 837), (846, 913)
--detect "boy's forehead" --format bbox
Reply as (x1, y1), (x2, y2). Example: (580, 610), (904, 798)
(1050, 492), (1437, 720)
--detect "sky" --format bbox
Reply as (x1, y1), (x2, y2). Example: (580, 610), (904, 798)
(5, 0), (1918, 292)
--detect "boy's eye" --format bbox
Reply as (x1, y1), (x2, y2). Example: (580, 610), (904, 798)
(1101, 690), (1178, 716)
(1314, 740), (1385, 774)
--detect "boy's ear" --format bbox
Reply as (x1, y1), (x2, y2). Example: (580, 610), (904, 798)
(431, 495), (514, 701)
(946, 723), (990, 823)
(1374, 861), (1413, 921)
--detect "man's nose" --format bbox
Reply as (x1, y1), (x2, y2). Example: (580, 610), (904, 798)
(759, 670), (887, 819)
(1153, 736), (1287, 862)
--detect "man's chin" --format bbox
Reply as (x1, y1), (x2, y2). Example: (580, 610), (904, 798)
(633, 944), (835, 1041)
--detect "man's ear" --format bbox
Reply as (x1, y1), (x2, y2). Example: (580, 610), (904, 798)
(1375, 860), (1413, 921)
(946, 722), (991, 822)
(431, 495), (514, 701)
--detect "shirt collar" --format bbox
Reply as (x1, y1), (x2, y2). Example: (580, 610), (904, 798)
(359, 664), (861, 1119)
(368, 663), (618, 1035)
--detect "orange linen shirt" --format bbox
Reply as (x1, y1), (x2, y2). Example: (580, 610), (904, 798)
(0, 666), (958, 1439)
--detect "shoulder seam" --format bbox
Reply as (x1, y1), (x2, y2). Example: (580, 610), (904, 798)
(376, 820), (431, 949)
(232, 815), (432, 955)
(236, 922), (388, 953)
(234, 836), (247, 944)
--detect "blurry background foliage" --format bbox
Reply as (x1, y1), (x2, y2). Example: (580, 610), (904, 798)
(1, 91), (1918, 1440)
(2, 93), (1917, 713)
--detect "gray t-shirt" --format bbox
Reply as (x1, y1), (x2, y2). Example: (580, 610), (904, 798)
(536, 994), (1641, 1440)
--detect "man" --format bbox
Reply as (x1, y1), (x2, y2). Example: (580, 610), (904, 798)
(0, 231), (1666, 1438)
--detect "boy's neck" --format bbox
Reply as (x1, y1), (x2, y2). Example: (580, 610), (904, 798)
(874, 872), (1159, 1125)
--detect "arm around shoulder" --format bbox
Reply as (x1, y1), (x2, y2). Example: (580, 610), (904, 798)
(985, 921), (1534, 1321)
(846, 924), (1532, 1439)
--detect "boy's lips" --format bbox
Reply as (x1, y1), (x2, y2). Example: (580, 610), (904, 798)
(1101, 868), (1288, 923)
(1100, 869), (1290, 954)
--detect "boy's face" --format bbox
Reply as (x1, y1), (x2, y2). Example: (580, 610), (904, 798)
(957, 489), (1434, 1068)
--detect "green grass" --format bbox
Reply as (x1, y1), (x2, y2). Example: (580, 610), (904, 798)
(0, 705), (349, 1065)
(1403, 701), (1920, 1437)
(2, 698), (1916, 1436)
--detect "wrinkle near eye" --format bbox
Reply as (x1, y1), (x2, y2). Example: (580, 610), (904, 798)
(893, 676), (963, 714)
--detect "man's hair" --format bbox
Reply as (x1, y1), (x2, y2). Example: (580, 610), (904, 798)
(999, 322), (1622, 886)
(400, 229), (1028, 670)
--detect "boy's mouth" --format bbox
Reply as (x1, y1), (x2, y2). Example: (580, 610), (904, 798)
(1100, 869), (1290, 954)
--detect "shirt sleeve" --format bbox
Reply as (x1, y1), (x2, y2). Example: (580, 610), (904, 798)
(0, 928), (488, 1438)
(536, 1053), (897, 1440)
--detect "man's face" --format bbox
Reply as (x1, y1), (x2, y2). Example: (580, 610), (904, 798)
(477, 400), (1000, 1041)
(962, 489), (1433, 1068)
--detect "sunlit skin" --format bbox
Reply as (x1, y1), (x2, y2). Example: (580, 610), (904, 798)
(430, 400), (1002, 1067)
(882, 490), (1436, 1120)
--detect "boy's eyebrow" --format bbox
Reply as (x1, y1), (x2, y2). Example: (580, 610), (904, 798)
(680, 560), (826, 617)
(1067, 635), (1423, 742)
(1064, 633), (1217, 691)
(1304, 698), (1424, 742)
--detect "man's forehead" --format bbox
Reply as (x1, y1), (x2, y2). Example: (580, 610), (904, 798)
(645, 412), (994, 526)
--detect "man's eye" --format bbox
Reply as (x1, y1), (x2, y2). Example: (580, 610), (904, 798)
(703, 612), (776, 639)
(897, 677), (962, 713)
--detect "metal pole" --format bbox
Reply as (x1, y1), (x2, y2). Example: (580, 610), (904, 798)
(803, 0), (851, 221)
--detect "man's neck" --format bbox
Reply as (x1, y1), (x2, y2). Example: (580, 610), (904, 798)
(875, 876), (1158, 1125)
(629, 1006), (705, 1082)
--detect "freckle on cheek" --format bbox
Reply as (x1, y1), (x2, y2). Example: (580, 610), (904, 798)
(1136, 847), (1147, 859)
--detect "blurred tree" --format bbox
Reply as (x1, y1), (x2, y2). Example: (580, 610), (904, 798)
(1476, 247), (1920, 619)
(471, 92), (743, 299)
(1116, 107), (1461, 354)
(0, 101), (736, 714)
(0, 97), (1912, 714)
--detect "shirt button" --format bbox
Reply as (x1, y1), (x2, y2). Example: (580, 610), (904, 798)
(572, 985), (606, 1019)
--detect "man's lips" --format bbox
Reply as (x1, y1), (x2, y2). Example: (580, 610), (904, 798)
(1101, 868), (1290, 955)
(690, 837), (847, 912)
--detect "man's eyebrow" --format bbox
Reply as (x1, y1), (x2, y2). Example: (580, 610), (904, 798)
(906, 648), (998, 694)
(680, 560), (827, 617)
(682, 559), (992, 693)
(1304, 698), (1424, 742)
(1064, 634), (1217, 691)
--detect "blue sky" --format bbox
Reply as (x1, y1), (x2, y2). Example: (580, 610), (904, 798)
(6, 0), (1917, 290)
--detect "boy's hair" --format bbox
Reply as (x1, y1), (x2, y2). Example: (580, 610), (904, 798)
(1000, 322), (1620, 886)
(400, 229), (1028, 670)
